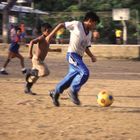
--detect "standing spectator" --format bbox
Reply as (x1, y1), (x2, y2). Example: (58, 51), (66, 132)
(92, 29), (100, 44)
(115, 29), (122, 44)
(55, 27), (65, 44)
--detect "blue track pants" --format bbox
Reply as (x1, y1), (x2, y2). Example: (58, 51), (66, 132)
(55, 52), (89, 95)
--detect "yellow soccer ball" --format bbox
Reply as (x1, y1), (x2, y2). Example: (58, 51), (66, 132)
(96, 90), (114, 107)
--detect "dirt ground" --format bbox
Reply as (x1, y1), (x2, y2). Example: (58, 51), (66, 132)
(0, 47), (140, 140)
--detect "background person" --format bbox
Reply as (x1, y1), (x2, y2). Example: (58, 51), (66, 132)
(0, 27), (26, 75)
(55, 27), (65, 44)
(92, 29), (100, 44)
(115, 28), (122, 44)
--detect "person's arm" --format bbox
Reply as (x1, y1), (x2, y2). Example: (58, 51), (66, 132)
(46, 23), (65, 42)
(85, 47), (97, 62)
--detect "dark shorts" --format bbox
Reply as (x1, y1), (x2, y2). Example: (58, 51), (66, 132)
(9, 42), (20, 53)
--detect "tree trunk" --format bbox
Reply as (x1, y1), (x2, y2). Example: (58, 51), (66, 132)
(2, 0), (17, 43)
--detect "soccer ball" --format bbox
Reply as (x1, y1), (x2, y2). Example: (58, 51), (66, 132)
(96, 90), (114, 107)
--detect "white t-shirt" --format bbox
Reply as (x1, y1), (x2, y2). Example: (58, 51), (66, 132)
(65, 21), (92, 56)
(10, 28), (16, 42)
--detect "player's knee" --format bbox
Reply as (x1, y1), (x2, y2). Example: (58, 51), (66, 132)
(26, 69), (39, 83)
(82, 69), (89, 78)
(81, 69), (90, 84)
(28, 75), (38, 83)
(31, 69), (39, 77)
(40, 70), (50, 77)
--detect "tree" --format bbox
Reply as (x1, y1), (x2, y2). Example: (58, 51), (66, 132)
(2, 0), (17, 43)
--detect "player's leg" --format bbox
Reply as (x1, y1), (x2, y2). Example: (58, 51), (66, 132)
(15, 53), (26, 74)
(24, 56), (47, 95)
(24, 69), (39, 95)
(0, 52), (14, 75)
(25, 62), (49, 95)
(55, 66), (78, 93)
(50, 68), (78, 106)
(50, 53), (80, 106)
(70, 61), (89, 93)
(69, 62), (89, 105)
(39, 62), (50, 77)
(68, 53), (89, 105)
(24, 56), (38, 95)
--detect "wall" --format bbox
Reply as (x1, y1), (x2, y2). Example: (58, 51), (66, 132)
(50, 44), (140, 59)
(0, 43), (140, 59)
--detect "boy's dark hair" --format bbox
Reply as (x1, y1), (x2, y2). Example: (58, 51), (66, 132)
(41, 23), (52, 31)
(84, 11), (100, 23)
(15, 27), (21, 32)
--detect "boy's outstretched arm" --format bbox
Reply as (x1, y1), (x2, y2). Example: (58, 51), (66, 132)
(85, 47), (97, 62)
(46, 23), (65, 43)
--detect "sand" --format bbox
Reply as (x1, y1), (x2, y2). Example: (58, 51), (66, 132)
(0, 46), (140, 140)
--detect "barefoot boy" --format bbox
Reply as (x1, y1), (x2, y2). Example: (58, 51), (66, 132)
(24, 23), (52, 95)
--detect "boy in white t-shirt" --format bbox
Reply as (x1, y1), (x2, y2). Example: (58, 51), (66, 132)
(46, 11), (100, 106)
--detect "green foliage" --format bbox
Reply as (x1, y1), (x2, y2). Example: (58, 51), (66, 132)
(32, 0), (140, 44)
(65, 5), (80, 12)
(34, 0), (140, 12)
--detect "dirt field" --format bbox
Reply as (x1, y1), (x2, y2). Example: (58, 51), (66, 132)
(0, 47), (140, 140)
